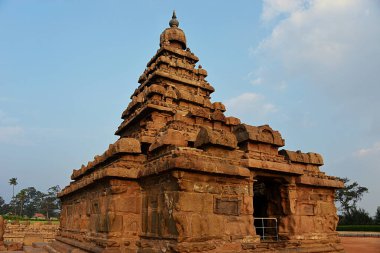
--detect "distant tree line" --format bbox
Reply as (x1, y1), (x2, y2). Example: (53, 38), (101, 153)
(335, 177), (380, 225)
(0, 178), (61, 219)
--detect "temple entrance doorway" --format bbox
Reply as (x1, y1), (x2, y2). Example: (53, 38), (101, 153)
(253, 177), (284, 241)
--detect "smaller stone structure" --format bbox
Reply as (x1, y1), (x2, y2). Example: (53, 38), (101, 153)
(3, 222), (58, 245)
(0, 220), (58, 251)
(0, 216), (5, 251)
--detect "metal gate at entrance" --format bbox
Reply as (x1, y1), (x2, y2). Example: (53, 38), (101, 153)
(254, 217), (279, 241)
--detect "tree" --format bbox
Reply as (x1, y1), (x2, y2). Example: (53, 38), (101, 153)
(21, 187), (44, 217)
(0, 196), (10, 215)
(335, 177), (368, 216)
(10, 187), (45, 218)
(3, 185), (61, 219)
(375, 206), (380, 225)
(16, 189), (27, 217)
(9, 178), (18, 214)
(41, 185), (61, 219)
(9, 178), (18, 198)
(339, 208), (373, 225)
(0, 196), (5, 214)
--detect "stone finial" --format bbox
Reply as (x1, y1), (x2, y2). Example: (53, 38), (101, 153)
(159, 10), (187, 49)
(169, 10), (179, 27)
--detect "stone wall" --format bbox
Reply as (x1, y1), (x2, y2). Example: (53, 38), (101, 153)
(58, 178), (141, 252)
(3, 221), (58, 245)
(138, 171), (259, 252)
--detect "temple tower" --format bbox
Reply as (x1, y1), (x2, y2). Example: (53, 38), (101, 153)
(52, 13), (344, 253)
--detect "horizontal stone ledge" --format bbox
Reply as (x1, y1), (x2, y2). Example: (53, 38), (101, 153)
(142, 152), (250, 178)
(60, 150), (251, 197)
(145, 45), (199, 69)
(55, 236), (103, 253)
(59, 166), (141, 197)
(71, 138), (142, 180)
(116, 103), (175, 135)
(280, 149), (324, 166)
(296, 175), (344, 188)
(139, 234), (178, 240)
(242, 159), (303, 175)
(145, 70), (214, 92)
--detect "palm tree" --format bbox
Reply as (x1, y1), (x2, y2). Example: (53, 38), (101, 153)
(9, 178), (18, 198)
(9, 178), (18, 215)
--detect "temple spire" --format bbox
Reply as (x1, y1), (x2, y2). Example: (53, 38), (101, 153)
(160, 10), (186, 49)
(169, 10), (179, 27)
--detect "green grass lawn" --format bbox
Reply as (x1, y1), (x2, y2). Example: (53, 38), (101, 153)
(26, 220), (59, 224)
(2, 215), (60, 225)
(337, 225), (380, 232)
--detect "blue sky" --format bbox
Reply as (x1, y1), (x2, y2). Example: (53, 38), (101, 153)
(0, 0), (379, 215)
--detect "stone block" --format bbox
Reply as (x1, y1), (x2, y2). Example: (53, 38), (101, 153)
(107, 213), (123, 232)
(23, 234), (44, 246)
(298, 204), (315, 216)
(123, 214), (140, 235)
(176, 192), (213, 213)
(310, 193), (327, 201)
(214, 197), (241, 216)
(172, 212), (190, 240)
(318, 202), (336, 215)
(242, 195), (253, 214)
(189, 213), (202, 237)
(225, 215), (253, 237)
(113, 138), (141, 154)
(280, 150), (324, 165)
(194, 126), (237, 149)
(113, 195), (141, 214)
(234, 124), (284, 146)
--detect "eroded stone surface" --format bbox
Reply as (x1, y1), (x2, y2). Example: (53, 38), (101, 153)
(0, 216), (5, 251)
(4, 222), (58, 245)
(54, 12), (344, 253)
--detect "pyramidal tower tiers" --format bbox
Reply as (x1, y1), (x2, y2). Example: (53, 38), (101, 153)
(52, 13), (344, 253)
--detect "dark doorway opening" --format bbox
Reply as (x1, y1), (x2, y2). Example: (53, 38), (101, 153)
(253, 177), (283, 241)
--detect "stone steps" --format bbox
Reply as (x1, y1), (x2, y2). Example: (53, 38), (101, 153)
(23, 242), (49, 253)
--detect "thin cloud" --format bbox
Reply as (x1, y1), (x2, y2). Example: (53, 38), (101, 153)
(355, 141), (380, 157)
(250, 77), (263, 86)
(0, 110), (19, 125)
(0, 126), (24, 143)
(225, 92), (277, 124)
(0, 110), (26, 144)
(257, 0), (380, 95)
(261, 0), (309, 22)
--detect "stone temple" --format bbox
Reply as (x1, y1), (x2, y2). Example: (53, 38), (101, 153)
(51, 13), (344, 253)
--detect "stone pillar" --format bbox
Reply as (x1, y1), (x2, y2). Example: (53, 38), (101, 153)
(278, 183), (297, 239)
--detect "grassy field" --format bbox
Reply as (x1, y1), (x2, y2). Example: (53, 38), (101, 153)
(2, 215), (59, 225)
(337, 225), (380, 232)
(25, 220), (59, 224)
(6, 219), (60, 225)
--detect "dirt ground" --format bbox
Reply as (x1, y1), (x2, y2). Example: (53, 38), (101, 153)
(340, 237), (380, 253)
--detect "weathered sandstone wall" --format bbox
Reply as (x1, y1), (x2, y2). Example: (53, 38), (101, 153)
(3, 221), (58, 245)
